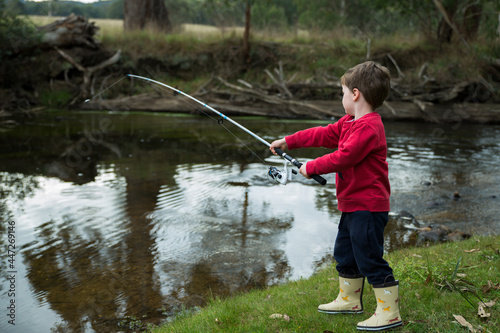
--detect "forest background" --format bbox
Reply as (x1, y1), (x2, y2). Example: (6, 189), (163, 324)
(1, 0), (500, 120)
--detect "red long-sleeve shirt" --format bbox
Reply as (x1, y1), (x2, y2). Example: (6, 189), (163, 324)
(285, 112), (390, 212)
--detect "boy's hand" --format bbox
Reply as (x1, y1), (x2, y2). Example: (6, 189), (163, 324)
(299, 163), (311, 179)
(269, 138), (287, 155)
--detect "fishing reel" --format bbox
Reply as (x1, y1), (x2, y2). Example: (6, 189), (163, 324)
(267, 161), (298, 185)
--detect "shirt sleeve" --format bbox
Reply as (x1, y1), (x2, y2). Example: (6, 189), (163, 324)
(285, 119), (344, 150)
(305, 122), (380, 175)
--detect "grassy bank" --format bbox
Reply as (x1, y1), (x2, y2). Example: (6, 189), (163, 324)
(152, 235), (499, 333)
(15, 16), (498, 111)
(27, 15), (492, 85)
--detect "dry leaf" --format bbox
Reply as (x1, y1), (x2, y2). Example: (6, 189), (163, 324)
(453, 314), (476, 333)
(464, 248), (480, 253)
(478, 303), (491, 318)
(481, 280), (500, 293)
(269, 313), (290, 322)
(483, 300), (496, 307)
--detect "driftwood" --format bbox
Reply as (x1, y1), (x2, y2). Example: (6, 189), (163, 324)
(82, 60), (500, 124)
(38, 14), (100, 49)
(83, 88), (500, 124)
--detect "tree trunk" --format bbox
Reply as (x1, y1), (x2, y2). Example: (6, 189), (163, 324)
(433, 0), (470, 49)
(462, 2), (482, 40)
(123, 0), (171, 32)
(497, 12), (500, 39)
(435, 0), (457, 44)
(242, 1), (251, 65)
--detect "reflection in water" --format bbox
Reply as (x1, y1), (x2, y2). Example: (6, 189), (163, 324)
(0, 111), (499, 332)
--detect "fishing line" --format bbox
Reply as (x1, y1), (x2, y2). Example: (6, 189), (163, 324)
(84, 74), (264, 162)
(86, 74), (327, 185)
(142, 78), (269, 166)
(84, 75), (128, 102)
(127, 74), (326, 185)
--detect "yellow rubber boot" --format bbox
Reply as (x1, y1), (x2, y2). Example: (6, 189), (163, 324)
(318, 275), (364, 314)
(357, 281), (402, 331)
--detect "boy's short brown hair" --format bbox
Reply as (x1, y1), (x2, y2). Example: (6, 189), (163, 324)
(341, 61), (391, 110)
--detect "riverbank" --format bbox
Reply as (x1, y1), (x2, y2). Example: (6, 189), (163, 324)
(151, 235), (499, 333)
(3, 16), (500, 125)
(83, 91), (500, 124)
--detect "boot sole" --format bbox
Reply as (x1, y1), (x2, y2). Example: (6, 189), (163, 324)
(318, 309), (364, 314)
(356, 321), (402, 331)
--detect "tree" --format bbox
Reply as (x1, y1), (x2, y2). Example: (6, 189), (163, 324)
(252, 3), (288, 30)
(434, 0), (483, 42)
(242, 0), (251, 64)
(205, 0), (253, 65)
(0, 0), (38, 60)
(294, 0), (341, 30)
(372, 0), (492, 44)
(123, 0), (171, 32)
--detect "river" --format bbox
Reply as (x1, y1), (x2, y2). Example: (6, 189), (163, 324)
(0, 110), (499, 332)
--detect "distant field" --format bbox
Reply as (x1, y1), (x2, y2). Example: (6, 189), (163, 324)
(29, 16), (248, 38)
(28, 15), (309, 40)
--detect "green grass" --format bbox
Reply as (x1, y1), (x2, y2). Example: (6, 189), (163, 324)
(152, 235), (500, 333)
(26, 16), (497, 89)
(38, 87), (73, 107)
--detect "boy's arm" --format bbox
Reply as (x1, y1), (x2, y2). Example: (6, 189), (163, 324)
(285, 119), (344, 150)
(305, 123), (380, 175)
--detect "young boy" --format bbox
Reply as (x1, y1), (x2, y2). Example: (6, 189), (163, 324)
(270, 61), (402, 331)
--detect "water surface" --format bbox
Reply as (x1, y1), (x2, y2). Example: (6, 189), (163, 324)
(0, 110), (499, 332)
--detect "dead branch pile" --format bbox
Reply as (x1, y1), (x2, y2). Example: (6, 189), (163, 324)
(88, 61), (500, 124)
(38, 13), (100, 49)
(35, 14), (122, 104)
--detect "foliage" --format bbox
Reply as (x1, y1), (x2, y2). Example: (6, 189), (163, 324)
(21, 0), (123, 19)
(0, 0), (39, 59)
(16, 0), (500, 46)
(293, 0), (341, 30)
(202, 0), (247, 27)
(251, 2), (288, 30)
(166, 0), (209, 26)
(372, 0), (500, 41)
(38, 87), (73, 108)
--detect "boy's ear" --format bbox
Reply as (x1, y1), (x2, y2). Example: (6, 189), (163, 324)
(352, 88), (361, 101)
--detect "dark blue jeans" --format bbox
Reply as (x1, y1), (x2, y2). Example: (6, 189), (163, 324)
(334, 211), (394, 285)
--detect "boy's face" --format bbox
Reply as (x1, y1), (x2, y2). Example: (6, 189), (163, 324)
(342, 85), (355, 117)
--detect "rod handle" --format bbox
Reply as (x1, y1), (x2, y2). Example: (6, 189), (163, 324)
(273, 148), (327, 185)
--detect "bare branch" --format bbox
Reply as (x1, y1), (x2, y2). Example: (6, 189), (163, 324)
(387, 54), (405, 79)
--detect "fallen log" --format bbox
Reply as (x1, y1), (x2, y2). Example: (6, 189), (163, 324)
(80, 63), (500, 124)
(38, 14), (100, 49)
(81, 91), (500, 124)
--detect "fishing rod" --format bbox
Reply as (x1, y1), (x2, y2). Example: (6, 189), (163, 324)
(126, 74), (327, 186)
